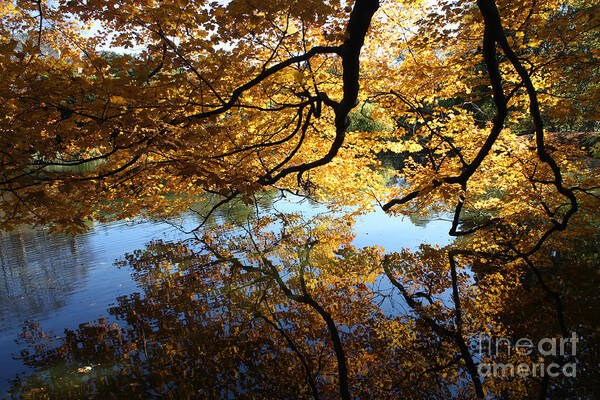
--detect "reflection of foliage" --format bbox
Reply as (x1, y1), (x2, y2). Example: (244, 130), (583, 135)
(12, 213), (600, 399)
(186, 190), (277, 228)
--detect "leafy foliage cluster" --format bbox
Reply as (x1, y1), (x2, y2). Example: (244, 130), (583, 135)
(2, 0), (600, 398)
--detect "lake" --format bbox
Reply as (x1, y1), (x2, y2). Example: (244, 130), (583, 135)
(0, 195), (452, 396)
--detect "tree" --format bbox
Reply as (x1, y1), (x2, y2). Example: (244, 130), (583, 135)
(1, 0), (598, 234)
(2, 0), (600, 398)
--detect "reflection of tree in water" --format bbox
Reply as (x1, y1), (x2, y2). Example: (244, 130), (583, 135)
(185, 190), (278, 229)
(0, 190), (275, 333)
(10, 214), (600, 399)
(0, 228), (91, 330)
(407, 214), (431, 228)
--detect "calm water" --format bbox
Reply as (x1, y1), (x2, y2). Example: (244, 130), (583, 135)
(0, 196), (451, 395)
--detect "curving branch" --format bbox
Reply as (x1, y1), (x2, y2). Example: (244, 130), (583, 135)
(263, 0), (380, 185)
(384, 0), (579, 261)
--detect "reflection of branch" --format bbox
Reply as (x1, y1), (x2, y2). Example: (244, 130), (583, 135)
(509, 245), (568, 337)
(200, 223), (351, 400)
(422, 354), (462, 376)
(35, 0), (43, 48)
(383, 253), (485, 398)
(256, 312), (321, 400)
(253, 241), (351, 400)
(447, 251), (484, 399)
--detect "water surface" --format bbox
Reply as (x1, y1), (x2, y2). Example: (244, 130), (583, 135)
(0, 196), (451, 394)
